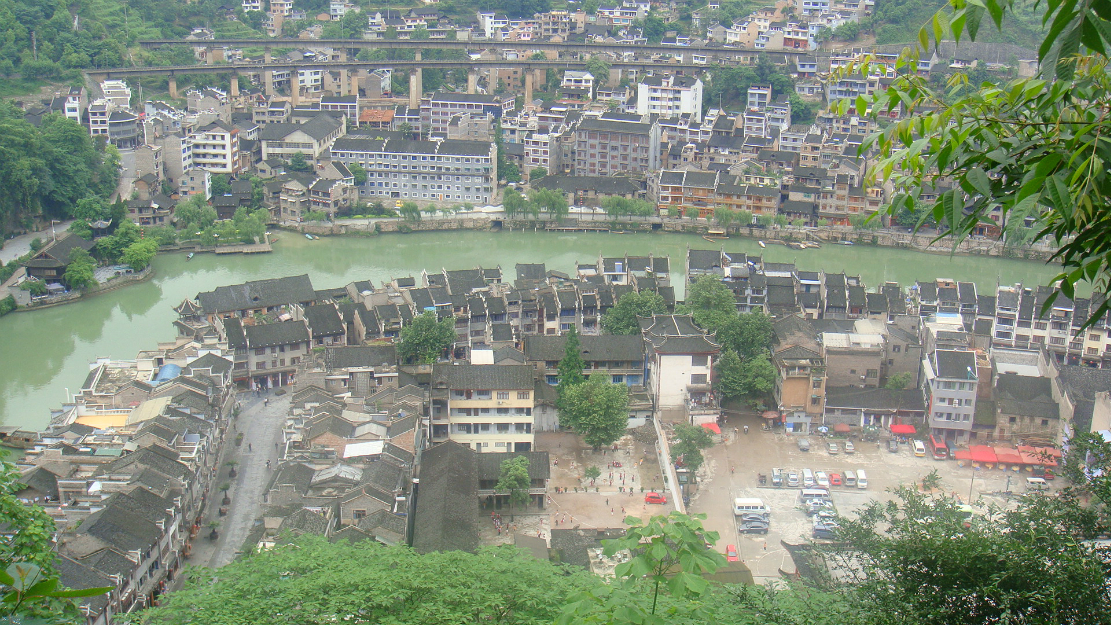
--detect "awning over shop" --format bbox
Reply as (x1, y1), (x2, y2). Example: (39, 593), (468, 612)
(701, 422), (721, 434)
(890, 424), (916, 434)
(953, 449), (973, 461)
(993, 447), (1024, 465)
(761, 411), (779, 419)
(833, 423), (851, 433)
(969, 445), (998, 464)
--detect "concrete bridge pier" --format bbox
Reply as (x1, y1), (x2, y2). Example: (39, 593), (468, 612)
(339, 68), (349, 98)
(408, 69), (421, 109)
(291, 81), (300, 107)
(264, 70), (274, 97)
(168, 76), (178, 99)
(229, 72), (239, 98)
(349, 70), (360, 97)
(467, 70), (477, 94)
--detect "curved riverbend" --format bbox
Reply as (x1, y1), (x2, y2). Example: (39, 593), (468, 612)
(1, 231), (1058, 429)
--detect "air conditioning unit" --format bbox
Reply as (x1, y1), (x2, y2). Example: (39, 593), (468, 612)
(497, 401), (504, 405)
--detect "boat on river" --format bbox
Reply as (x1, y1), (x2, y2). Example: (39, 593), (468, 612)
(758, 240), (766, 248)
(186, 252), (194, 260)
(305, 233), (316, 240)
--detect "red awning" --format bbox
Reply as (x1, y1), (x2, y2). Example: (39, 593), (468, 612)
(890, 424), (916, 434)
(833, 423), (851, 433)
(953, 449), (973, 461)
(701, 422), (721, 434)
(761, 411), (779, 419)
(993, 447), (1024, 465)
(1019, 445), (1062, 459)
(969, 445), (998, 464)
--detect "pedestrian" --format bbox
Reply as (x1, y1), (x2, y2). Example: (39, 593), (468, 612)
(621, 506), (625, 514)
(734, 427), (739, 437)
(266, 460), (271, 469)
(744, 425), (749, 434)
(611, 507), (614, 515)
(264, 398), (269, 406)
(763, 541), (767, 551)
(247, 443), (252, 452)
(606, 498), (609, 506)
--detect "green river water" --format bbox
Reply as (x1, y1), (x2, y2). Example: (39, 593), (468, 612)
(0, 231), (1059, 430)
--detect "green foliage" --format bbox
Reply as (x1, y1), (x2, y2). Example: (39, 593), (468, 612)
(530, 167), (548, 180)
(145, 225), (178, 246)
(560, 512), (724, 623)
(302, 210), (329, 222)
(0, 106), (118, 231)
(94, 219), (139, 261)
(495, 456), (532, 513)
(210, 174), (231, 198)
(841, 0), (1109, 327)
(0, 295), (15, 316)
(398, 311), (455, 364)
(559, 374), (629, 449)
(556, 327), (587, 408)
(716, 311), (773, 359)
(502, 188), (526, 218)
(680, 274), (736, 331)
(585, 57), (612, 87)
(287, 152), (311, 172)
(67, 219), (93, 240)
(399, 201), (422, 223)
(824, 478), (1111, 625)
(19, 279), (46, 296)
(64, 247), (95, 290)
(670, 423), (715, 472)
(142, 536), (600, 625)
(885, 371), (913, 390)
(584, 465), (601, 481)
(528, 187), (569, 221)
(121, 238), (159, 271)
(348, 162), (367, 186)
(175, 194), (218, 233)
(602, 290), (668, 335)
(601, 196), (655, 221)
(715, 349), (776, 399)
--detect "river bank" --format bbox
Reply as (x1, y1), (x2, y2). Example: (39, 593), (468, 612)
(0, 229), (1060, 430)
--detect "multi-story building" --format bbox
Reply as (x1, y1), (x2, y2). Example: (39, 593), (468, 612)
(573, 112), (661, 177)
(561, 70), (595, 99)
(190, 121), (241, 174)
(772, 315), (827, 433)
(329, 136), (497, 204)
(100, 79), (132, 109)
(746, 84), (772, 110)
(635, 75), (703, 121)
(641, 314), (719, 411)
(653, 170), (780, 218)
(424, 93), (513, 136)
(308, 178), (357, 218)
(922, 349), (978, 443)
(270, 0), (293, 15)
(430, 364), (536, 452)
(258, 113), (345, 162)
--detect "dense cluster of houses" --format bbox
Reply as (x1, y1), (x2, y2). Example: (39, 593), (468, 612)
(6, 248), (1108, 623)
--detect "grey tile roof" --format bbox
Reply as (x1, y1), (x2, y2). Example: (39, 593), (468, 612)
(196, 274), (316, 314)
(303, 304), (345, 337)
(244, 320), (310, 348)
(412, 441), (478, 554)
(995, 373), (1058, 419)
(824, 386), (925, 412)
(524, 335), (645, 363)
(432, 364), (534, 390)
(476, 451), (551, 481)
(325, 346), (397, 370)
(934, 350), (977, 379)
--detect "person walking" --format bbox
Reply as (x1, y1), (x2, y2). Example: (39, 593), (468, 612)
(744, 425), (749, 435)
(247, 443), (252, 452)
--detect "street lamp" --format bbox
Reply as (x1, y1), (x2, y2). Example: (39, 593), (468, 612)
(50, 219), (60, 242)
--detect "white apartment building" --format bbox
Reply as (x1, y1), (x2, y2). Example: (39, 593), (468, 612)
(636, 75), (703, 121)
(242, 0), (262, 10)
(190, 121), (241, 174)
(431, 364), (536, 452)
(298, 69), (324, 92)
(747, 84), (772, 110)
(922, 349), (978, 443)
(329, 136), (498, 204)
(100, 79), (132, 109)
(561, 70), (595, 99)
(270, 0), (293, 15)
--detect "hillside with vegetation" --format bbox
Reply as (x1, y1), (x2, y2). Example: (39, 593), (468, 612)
(867, 0), (1047, 46)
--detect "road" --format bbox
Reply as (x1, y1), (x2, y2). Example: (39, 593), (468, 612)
(1, 221), (74, 264)
(187, 392), (289, 570)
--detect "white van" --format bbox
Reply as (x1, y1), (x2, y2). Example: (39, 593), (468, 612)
(913, 440), (927, 457)
(843, 469), (857, 487)
(802, 468), (815, 487)
(1026, 477), (1049, 491)
(856, 469), (868, 489)
(800, 488), (831, 503)
(733, 498), (770, 516)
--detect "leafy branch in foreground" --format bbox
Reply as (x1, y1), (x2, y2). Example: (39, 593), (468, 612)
(835, 0), (1109, 329)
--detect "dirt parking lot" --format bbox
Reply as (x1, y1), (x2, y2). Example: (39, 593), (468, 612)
(688, 411), (1055, 584)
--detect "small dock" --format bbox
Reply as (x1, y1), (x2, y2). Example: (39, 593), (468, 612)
(214, 243), (273, 255)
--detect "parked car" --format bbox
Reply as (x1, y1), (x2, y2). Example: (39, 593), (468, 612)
(827, 442), (840, 454)
(739, 520), (770, 534)
(829, 472), (842, 486)
(738, 512), (770, 523)
(786, 471), (800, 487)
(844, 441), (855, 454)
(645, 492), (667, 504)
(812, 521), (839, 539)
(888, 438), (900, 453)
(798, 437), (811, 452)
(815, 470), (830, 487)
(805, 499), (836, 516)
(725, 544), (740, 562)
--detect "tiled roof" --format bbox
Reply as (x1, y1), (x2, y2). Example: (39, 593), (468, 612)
(432, 364), (534, 390)
(196, 274), (316, 314)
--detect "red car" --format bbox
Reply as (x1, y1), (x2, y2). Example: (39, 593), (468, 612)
(645, 492), (667, 504)
(725, 544), (739, 562)
(830, 472), (843, 486)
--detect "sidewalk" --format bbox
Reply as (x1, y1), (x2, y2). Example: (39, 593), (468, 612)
(186, 391), (289, 570)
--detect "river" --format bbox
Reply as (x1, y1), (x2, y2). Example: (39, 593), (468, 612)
(0, 230), (1059, 430)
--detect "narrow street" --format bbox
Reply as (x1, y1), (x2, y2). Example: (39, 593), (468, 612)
(188, 392), (289, 570)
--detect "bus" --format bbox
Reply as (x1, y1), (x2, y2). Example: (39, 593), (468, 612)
(928, 435), (949, 460)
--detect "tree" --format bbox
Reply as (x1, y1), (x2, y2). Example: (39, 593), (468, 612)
(398, 122), (413, 135)
(348, 162), (367, 186)
(714, 206), (735, 228)
(19, 279), (47, 296)
(885, 371), (913, 390)
(210, 174), (231, 197)
(739, 354), (777, 396)
(397, 311), (455, 364)
(529, 187), (568, 221)
(399, 201), (422, 223)
(175, 194), (217, 232)
(495, 456), (531, 520)
(584, 465), (601, 481)
(556, 328), (586, 408)
(64, 247), (96, 290)
(839, 0), (1109, 328)
(822, 479), (1110, 625)
(680, 274), (737, 331)
(713, 349), (747, 399)
(142, 536), (601, 625)
(559, 512), (724, 623)
(121, 238), (159, 271)
(502, 188), (526, 218)
(670, 423), (715, 472)
(602, 290), (668, 335)
(288, 151), (311, 172)
(530, 167), (548, 180)
(716, 310), (774, 359)
(585, 57), (611, 88)
(559, 374), (629, 449)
